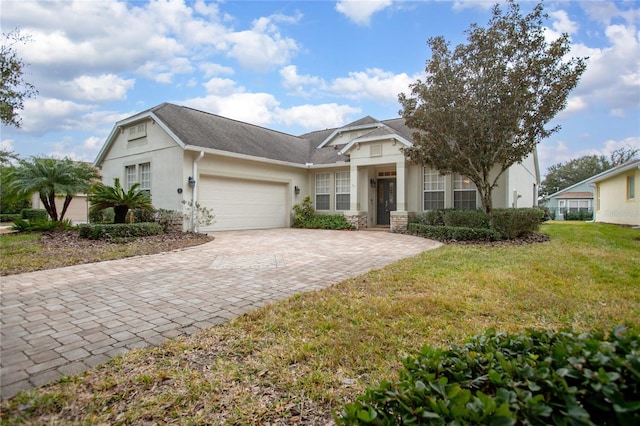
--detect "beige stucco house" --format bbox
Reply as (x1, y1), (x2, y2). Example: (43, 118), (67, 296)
(94, 103), (540, 232)
(31, 193), (90, 224)
(589, 158), (640, 226)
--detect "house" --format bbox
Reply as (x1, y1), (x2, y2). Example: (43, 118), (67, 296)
(94, 103), (540, 232)
(544, 179), (594, 220)
(589, 158), (640, 226)
(30, 193), (90, 224)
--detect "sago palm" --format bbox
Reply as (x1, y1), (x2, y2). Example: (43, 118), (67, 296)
(89, 178), (153, 223)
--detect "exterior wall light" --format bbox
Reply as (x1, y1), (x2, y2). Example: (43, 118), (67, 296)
(294, 185), (300, 195)
(370, 178), (377, 188)
(188, 176), (196, 189)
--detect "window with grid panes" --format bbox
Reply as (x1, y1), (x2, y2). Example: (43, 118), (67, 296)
(315, 173), (330, 210)
(125, 165), (137, 190)
(423, 167), (445, 210)
(453, 174), (477, 210)
(335, 171), (350, 210)
(139, 163), (151, 191)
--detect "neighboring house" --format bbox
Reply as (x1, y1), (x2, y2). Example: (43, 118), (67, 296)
(589, 158), (640, 226)
(31, 193), (90, 224)
(94, 103), (540, 232)
(544, 179), (594, 220)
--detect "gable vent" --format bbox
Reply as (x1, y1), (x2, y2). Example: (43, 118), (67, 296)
(370, 144), (382, 157)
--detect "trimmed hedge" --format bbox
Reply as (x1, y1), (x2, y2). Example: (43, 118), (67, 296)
(564, 210), (593, 221)
(336, 326), (640, 425)
(21, 208), (48, 221)
(409, 208), (544, 241)
(489, 208), (544, 239)
(0, 213), (21, 223)
(297, 214), (354, 230)
(78, 222), (163, 240)
(407, 223), (500, 242)
(443, 210), (490, 229)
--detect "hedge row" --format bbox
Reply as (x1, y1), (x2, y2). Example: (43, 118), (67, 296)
(21, 209), (48, 221)
(78, 222), (163, 240)
(0, 213), (21, 222)
(295, 214), (354, 230)
(337, 326), (640, 425)
(407, 223), (500, 242)
(411, 208), (544, 241)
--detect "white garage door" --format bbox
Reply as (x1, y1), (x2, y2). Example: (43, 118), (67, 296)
(198, 176), (288, 231)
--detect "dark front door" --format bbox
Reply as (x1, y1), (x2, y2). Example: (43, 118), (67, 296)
(377, 178), (397, 226)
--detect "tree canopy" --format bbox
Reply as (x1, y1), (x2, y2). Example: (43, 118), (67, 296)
(1, 29), (38, 128)
(399, 0), (587, 212)
(7, 157), (100, 221)
(88, 178), (153, 224)
(540, 147), (639, 195)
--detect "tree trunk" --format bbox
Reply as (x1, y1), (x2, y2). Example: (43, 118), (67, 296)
(113, 206), (128, 223)
(59, 195), (73, 222)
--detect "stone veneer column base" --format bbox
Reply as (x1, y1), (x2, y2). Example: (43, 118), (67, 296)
(390, 211), (414, 232)
(345, 214), (368, 230)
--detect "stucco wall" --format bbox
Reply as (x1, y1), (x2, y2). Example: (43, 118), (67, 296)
(595, 168), (639, 226)
(98, 119), (188, 212)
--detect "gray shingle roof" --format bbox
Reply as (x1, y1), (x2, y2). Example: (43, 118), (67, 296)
(132, 103), (412, 166)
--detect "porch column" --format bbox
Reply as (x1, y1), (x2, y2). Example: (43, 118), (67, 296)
(345, 163), (367, 229)
(350, 163), (359, 212)
(391, 159), (410, 232)
(396, 159), (407, 212)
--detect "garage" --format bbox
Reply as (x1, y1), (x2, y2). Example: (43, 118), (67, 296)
(197, 176), (288, 231)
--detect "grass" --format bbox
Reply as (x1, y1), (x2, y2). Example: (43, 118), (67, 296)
(1, 222), (639, 424)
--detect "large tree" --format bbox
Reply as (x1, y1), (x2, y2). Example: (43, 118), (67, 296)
(1, 29), (38, 128)
(399, 1), (587, 212)
(7, 157), (100, 221)
(88, 178), (153, 223)
(540, 147), (639, 195)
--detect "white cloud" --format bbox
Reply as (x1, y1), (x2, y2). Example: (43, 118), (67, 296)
(225, 15), (300, 70)
(82, 136), (103, 151)
(275, 103), (361, 129)
(200, 63), (235, 78)
(550, 10), (579, 35)
(280, 65), (324, 97)
(451, 0), (499, 12)
(329, 68), (418, 103)
(0, 139), (15, 153)
(19, 98), (93, 133)
(570, 23), (640, 116)
(203, 78), (240, 96)
(64, 74), (135, 102)
(335, 0), (392, 26)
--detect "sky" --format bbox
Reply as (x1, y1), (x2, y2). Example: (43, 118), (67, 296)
(1, 0), (639, 178)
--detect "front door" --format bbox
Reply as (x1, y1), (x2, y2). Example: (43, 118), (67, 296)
(377, 178), (396, 226)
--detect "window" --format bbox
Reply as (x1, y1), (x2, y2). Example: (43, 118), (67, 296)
(596, 185), (601, 211)
(453, 174), (477, 210)
(423, 167), (445, 210)
(125, 163), (151, 192)
(315, 173), (330, 210)
(335, 171), (350, 210)
(125, 165), (137, 190)
(139, 163), (151, 191)
(628, 175), (635, 200)
(567, 200), (591, 212)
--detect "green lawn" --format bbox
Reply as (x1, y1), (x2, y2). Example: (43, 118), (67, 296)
(2, 222), (639, 424)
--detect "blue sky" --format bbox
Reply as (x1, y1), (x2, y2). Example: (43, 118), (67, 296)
(1, 0), (638, 177)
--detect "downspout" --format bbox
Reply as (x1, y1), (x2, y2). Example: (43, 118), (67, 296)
(191, 151), (204, 232)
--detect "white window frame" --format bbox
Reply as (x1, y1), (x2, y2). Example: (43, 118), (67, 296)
(453, 174), (477, 210)
(125, 165), (137, 191)
(315, 173), (330, 210)
(139, 163), (151, 191)
(628, 175), (635, 200)
(423, 167), (445, 211)
(335, 171), (350, 211)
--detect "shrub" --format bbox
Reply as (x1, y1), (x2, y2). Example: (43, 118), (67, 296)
(564, 210), (593, 221)
(182, 200), (215, 231)
(78, 222), (163, 240)
(0, 213), (21, 223)
(411, 210), (450, 227)
(489, 208), (544, 239)
(89, 207), (115, 224)
(407, 223), (500, 242)
(443, 209), (489, 229)
(303, 214), (354, 230)
(336, 326), (640, 425)
(10, 218), (73, 232)
(21, 208), (48, 221)
(154, 208), (181, 233)
(293, 196), (315, 227)
(132, 208), (155, 223)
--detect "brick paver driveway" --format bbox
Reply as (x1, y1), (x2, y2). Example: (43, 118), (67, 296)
(1, 228), (440, 399)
